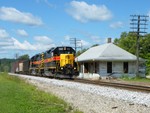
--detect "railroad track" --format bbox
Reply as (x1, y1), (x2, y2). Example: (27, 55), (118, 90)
(10, 73), (150, 93)
(72, 78), (150, 93)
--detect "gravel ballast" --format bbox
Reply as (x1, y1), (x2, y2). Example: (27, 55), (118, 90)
(10, 73), (150, 113)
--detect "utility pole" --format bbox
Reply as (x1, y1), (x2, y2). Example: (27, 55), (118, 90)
(15, 53), (19, 60)
(70, 38), (82, 52)
(130, 15), (149, 77)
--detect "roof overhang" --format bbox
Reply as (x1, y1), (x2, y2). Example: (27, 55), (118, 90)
(75, 57), (145, 62)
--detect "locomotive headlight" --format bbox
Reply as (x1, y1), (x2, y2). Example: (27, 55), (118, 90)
(74, 67), (76, 70)
(61, 67), (63, 70)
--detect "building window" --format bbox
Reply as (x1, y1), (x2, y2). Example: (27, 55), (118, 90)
(107, 62), (112, 73)
(123, 62), (128, 73)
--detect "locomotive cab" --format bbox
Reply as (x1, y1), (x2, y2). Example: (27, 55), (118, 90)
(53, 47), (78, 78)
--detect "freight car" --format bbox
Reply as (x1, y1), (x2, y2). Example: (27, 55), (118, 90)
(11, 60), (30, 74)
(12, 46), (79, 78)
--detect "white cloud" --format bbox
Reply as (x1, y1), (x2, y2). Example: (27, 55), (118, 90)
(7, 37), (36, 50)
(63, 35), (90, 48)
(0, 7), (43, 26)
(3, 37), (55, 51)
(148, 11), (150, 16)
(0, 29), (55, 57)
(80, 40), (90, 47)
(1, 33), (55, 51)
(16, 29), (28, 37)
(64, 35), (71, 40)
(0, 41), (13, 46)
(75, 30), (102, 44)
(67, 1), (112, 23)
(0, 28), (9, 38)
(90, 35), (101, 43)
(33, 43), (55, 50)
(0, 51), (8, 54)
(110, 21), (123, 29)
(58, 35), (71, 46)
(34, 36), (55, 50)
(44, 0), (55, 7)
(0, 28), (14, 47)
(36, 0), (56, 8)
(34, 35), (53, 44)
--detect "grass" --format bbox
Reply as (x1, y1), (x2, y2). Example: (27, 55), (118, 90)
(0, 72), (82, 113)
(120, 75), (150, 82)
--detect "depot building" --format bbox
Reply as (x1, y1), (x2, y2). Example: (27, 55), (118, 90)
(75, 39), (145, 79)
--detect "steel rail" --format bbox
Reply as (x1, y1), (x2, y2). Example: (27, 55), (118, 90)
(73, 78), (150, 93)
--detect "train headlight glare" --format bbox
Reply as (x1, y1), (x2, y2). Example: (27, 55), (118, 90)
(61, 67), (63, 70)
(74, 67), (76, 70)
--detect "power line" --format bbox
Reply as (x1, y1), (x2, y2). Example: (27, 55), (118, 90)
(130, 15), (149, 77)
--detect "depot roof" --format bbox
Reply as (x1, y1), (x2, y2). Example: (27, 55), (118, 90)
(76, 43), (144, 62)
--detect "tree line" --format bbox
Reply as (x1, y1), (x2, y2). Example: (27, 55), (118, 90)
(0, 54), (29, 72)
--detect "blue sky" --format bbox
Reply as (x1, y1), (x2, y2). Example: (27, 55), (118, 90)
(0, 0), (150, 58)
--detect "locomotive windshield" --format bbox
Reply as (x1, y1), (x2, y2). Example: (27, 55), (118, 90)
(54, 47), (75, 55)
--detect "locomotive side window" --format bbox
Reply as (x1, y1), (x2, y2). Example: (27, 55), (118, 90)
(58, 48), (63, 50)
(67, 48), (70, 50)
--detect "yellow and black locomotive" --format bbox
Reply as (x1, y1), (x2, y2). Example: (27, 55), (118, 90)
(29, 46), (78, 78)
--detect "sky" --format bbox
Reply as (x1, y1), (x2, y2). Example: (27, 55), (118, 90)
(0, 0), (150, 59)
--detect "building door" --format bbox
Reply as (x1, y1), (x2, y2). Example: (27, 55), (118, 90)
(107, 62), (112, 73)
(123, 62), (128, 73)
(84, 63), (89, 73)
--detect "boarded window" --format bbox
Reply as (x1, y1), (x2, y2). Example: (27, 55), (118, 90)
(107, 62), (112, 73)
(123, 62), (128, 73)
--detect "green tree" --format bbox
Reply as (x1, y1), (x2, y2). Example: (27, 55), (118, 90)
(76, 48), (88, 56)
(91, 44), (99, 47)
(114, 32), (136, 55)
(0, 59), (15, 72)
(114, 32), (150, 75)
(4, 65), (9, 72)
(76, 44), (99, 57)
(140, 34), (150, 74)
(18, 54), (29, 60)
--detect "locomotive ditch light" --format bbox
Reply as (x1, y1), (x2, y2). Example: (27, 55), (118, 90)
(61, 67), (63, 70)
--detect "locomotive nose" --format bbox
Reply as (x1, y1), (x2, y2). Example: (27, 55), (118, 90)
(60, 54), (74, 67)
